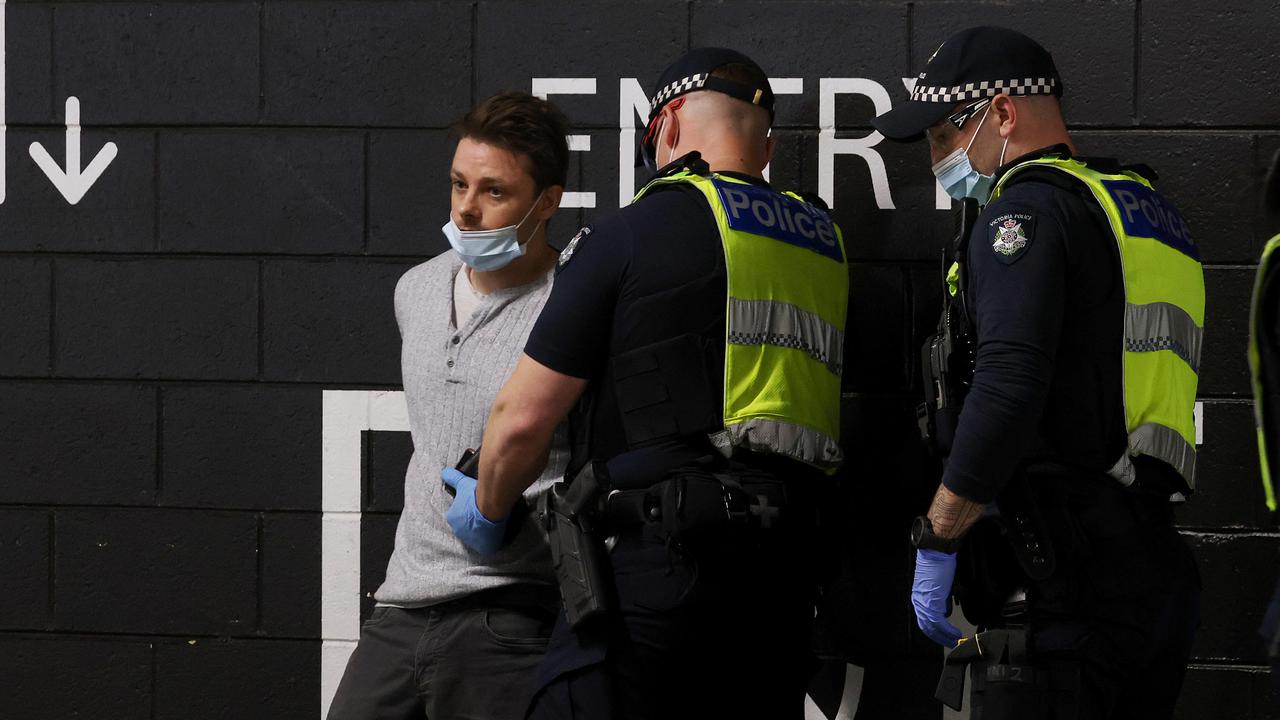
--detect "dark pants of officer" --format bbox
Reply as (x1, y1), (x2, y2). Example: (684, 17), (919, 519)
(526, 481), (821, 720)
(960, 464), (1200, 720)
(327, 585), (558, 720)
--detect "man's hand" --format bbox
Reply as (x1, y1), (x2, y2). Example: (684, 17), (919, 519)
(441, 467), (508, 556)
(912, 548), (963, 648)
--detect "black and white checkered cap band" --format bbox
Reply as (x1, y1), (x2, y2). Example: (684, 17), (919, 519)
(650, 73), (709, 109)
(910, 77), (1056, 103)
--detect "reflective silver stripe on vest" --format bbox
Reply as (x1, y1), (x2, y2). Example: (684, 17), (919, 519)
(710, 418), (844, 469)
(727, 298), (844, 376)
(1120, 422), (1197, 490)
(1124, 302), (1203, 373)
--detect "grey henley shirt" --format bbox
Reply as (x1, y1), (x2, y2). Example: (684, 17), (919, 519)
(375, 252), (569, 607)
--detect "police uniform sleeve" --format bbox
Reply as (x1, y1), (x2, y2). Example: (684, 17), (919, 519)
(523, 217), (631, 379)
(942, 185), (1068, 504)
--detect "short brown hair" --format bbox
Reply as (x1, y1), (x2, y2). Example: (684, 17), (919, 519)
(451, 91), (570, 192)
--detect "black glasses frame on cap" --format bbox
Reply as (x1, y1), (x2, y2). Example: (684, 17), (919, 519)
(946, 97), (992, 130)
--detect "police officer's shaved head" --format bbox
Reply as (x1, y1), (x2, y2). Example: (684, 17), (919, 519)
(642, 48), (777, 176)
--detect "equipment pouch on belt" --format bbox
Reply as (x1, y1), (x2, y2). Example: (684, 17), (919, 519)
(919, 198), (979, 455)
(603, 464), (790, 542)
(538, 463), (611, 630)
(954, 475), (1058, 627)
(936, 628), (1080, 719)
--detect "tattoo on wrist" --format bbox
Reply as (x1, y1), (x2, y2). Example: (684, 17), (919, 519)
(927, 485), (984, 540)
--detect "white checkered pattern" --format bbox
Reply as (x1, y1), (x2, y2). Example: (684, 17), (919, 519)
(910, 77), (1056, 103)
(650, 73), (709, 108)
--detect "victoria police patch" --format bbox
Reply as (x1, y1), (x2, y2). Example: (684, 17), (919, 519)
(989, 213), (1034, 264)
(558, 226), (591, 269)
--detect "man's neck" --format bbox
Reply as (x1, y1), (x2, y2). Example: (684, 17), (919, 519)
(468, 233), (556, 295)
(682, 142), (764, 179)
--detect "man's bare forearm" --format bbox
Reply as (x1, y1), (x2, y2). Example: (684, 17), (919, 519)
(926, 483), (985, 541)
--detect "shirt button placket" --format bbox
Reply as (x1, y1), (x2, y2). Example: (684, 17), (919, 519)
(447, 335), (460, 372)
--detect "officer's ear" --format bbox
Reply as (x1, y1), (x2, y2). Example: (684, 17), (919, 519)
(763, 133), (776, 169)
(659, 110), (680, 155)
(992, 93), (1017, 138)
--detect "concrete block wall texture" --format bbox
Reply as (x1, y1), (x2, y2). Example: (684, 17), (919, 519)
(0, 1), (1277, 717)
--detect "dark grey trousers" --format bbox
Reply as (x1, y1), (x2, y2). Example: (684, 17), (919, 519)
(327, 587), (558, 720)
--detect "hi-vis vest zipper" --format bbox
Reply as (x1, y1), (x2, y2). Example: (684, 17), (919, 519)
(1249, 235), (1280, 510)
(633, 171), (850, 473)
(991, 156), (1205, 491)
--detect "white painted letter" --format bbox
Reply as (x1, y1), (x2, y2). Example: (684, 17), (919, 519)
(533, 78), (597, 208)
(618, 78), (650, 207)
(818, 78), (895, 210)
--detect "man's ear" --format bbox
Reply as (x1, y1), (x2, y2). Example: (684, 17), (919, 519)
(763, 134), (776, 169)
(994, 94), (1018, 138)
(662, 111), (680, 156)
(537, 185), (564, 220)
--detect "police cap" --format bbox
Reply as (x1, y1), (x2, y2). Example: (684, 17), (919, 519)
(640, 47), (775, 167)
(873, 26), (1064, 142)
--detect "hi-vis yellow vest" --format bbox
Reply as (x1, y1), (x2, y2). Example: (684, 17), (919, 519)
(1249, 235), (1280, 510)
(633, 171), (849, 472)
(991, 157), (1204, 490)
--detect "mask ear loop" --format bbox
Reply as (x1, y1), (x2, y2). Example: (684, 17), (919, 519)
(964, 100), (1012, 175)
(646, 97), (687, 170)
(962, 101), (992, 155)
(514, 189), (547, 245)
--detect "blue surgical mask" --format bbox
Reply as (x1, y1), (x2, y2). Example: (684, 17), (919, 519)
(442, 191), (544, 272)
(931, 104), (1008, 204)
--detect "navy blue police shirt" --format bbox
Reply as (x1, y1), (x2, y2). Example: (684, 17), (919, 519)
(943, 147), (1134, 504)
(525, 162), (756, 485)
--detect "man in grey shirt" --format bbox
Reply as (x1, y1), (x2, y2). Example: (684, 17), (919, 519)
(327, 91), (572, 720)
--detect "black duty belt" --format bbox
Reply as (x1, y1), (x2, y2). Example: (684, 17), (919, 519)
(603, 468), (791, 537)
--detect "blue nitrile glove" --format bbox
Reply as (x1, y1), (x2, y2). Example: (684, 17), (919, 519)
(912, 548), (963, 648)
(441, 467), (508, 556)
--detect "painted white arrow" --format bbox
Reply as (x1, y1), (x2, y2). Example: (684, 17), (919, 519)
(28, 96), (118, 205)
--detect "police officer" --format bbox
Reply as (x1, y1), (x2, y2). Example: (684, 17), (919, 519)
(442, 48), (849, 719)
(873, 27), (1202, 718)
(1252, 148), (1280, 694)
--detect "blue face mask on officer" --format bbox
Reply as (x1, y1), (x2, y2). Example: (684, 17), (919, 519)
(441, 190), (545, 272)
(932, 101), (1009, 204)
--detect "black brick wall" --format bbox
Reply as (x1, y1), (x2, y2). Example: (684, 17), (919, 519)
(1, 2), (1276, 718)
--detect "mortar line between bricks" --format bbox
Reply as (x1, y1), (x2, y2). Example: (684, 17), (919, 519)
(469, 2), (477, 107)
(905, 2), (914, 77)
(151, 132), (160, 250)
(685, 0), (692, 49)
(255, 513), (264, 634)
(1133, 0), (1142, 124)
(0, 250), (436, 262)
(0, 376), (408, 389)
(47, 259), (55, 374)
(363, 430), (373, 510)
(0, 628), (328, 644)
(257, 0), (266, 123)
(149, 641), (157, 720)
(362, 133), (371, 254)
(46, 511), (54, 630)
(155, 387), (164, 505)
(1186, 662), (1271, 671)
(47, 6), (56, 120)
(257, 261), (265, 379)
(2, 502), (395, 517)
